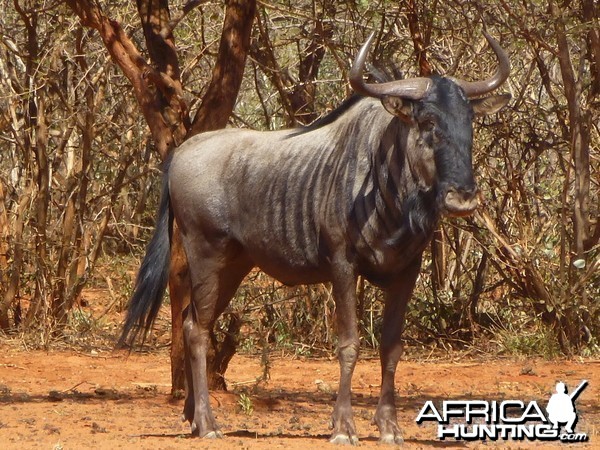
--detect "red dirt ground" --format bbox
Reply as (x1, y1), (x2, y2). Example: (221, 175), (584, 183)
(0, 344), (598, 449)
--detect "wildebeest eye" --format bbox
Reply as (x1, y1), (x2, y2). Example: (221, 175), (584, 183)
(420, 119), (436, 132)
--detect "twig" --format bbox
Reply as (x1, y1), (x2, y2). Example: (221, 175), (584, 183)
(229, 377), (264, 387)
(59, 381), (88, 394)
(160, 0), (207, 38)
(0, 363), (25, 370)
(96, 277), (121, 321)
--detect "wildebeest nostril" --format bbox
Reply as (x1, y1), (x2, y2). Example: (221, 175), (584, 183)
(467, 185), (480, 197)
(450, 185), (478, 199)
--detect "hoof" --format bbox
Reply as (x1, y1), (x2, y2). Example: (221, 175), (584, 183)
(379, 433), (403, 446)
(203, 430), (224, 439)
(190, 422), (223, 438)
(330, 434), (359, 445)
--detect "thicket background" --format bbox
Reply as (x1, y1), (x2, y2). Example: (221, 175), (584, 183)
(0, 0), (598, 371)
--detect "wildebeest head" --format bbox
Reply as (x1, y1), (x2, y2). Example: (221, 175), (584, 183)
(350, 33), (511, 217)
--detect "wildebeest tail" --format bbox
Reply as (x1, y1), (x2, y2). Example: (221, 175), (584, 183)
(118, 156), (173, 347)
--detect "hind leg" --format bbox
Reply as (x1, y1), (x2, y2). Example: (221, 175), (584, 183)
(181, 243), (251, 437)
(182, 302), (220, 438)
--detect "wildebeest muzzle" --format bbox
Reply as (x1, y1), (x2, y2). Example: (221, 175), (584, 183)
(442, 185), (480, 217)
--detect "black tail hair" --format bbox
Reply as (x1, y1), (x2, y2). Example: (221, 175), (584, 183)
(118, 155), (174, 347)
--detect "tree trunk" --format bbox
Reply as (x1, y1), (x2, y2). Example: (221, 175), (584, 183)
(66, 0), (256, 394)
(168, 225), (189, 395)
(405, 0), (434, 77)
(176, 0), (257, 392)
(188, 0), (257, 134)
(551, 1), (591, 264)
(0, 181), (11, 329)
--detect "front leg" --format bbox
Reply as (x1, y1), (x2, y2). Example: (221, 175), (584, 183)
(330, 261), (360, 445)
(374, 257), (421, 445)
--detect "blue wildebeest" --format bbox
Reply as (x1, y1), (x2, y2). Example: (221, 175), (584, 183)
(120, 32), (510, 444)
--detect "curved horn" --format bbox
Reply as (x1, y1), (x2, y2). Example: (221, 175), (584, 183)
(451, 32), (510, 98)
(349, 32), (432, 100)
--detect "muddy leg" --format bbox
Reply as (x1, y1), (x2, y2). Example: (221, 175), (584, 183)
(330, 262), (360, 445)
(373, 258), (421, 445)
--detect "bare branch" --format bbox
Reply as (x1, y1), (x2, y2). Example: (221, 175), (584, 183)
(160, 0), (207, 39)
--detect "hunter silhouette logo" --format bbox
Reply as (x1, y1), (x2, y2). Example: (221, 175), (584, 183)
(546, 380), (587, 434)
(416, 380), (589, 442)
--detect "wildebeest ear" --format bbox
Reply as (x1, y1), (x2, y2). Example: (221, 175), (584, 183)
(471, 93), (511, 116)
(381, 96), (413, 123)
